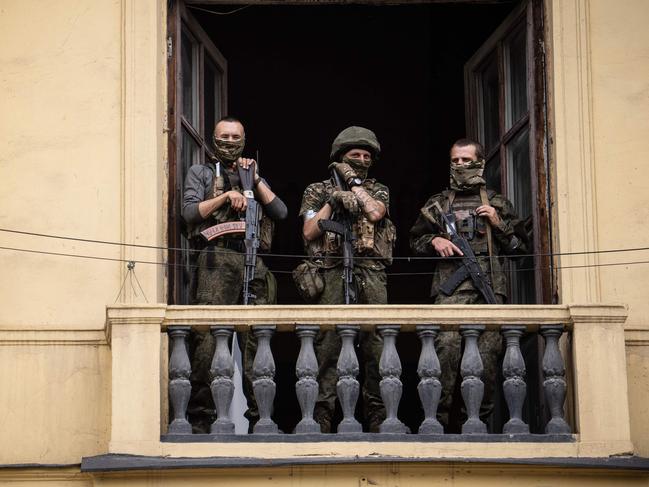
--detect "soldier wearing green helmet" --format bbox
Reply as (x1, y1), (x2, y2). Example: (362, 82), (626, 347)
(297, 126), (396, 433)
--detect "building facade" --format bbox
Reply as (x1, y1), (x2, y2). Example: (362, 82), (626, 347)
(1, 0), (649, 484)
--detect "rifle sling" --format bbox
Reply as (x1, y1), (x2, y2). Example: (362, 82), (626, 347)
(479, 186), (496, 288)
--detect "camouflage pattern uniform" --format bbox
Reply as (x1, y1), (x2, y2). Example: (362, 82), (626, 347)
(409, 188), (527, 432)
(299, 177), (395, 433)
(182, 161), (280, 433)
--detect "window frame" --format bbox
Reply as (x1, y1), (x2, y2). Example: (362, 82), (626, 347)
(464, 0), (553, 304)
(167, 1), (228, 304)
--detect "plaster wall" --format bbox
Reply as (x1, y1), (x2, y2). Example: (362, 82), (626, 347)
(547, 0), (649, 456)
(0, 0), (165, 467)
(1, 465), (648, 487)
(0, 0), (166, 330)
(1, 0), (649, 479)
(0, 342), (111, 464)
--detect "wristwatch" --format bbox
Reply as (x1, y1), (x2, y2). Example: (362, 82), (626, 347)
(348, 177), (362, 188)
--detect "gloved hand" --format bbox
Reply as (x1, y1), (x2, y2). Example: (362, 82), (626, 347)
(329, 162), (358, 185)
(329, 190), (359, 214)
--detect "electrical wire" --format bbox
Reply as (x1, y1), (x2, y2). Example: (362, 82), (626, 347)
(1, 227), (648, 262)
(187, 5), (251, 16)
(1, 245), (648, 276)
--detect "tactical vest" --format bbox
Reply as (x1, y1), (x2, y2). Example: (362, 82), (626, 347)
(191, 164), (274, 251)
(306, 181), (396, 266)
(429, 189), (507, 298)
(444, 190), (489, 255)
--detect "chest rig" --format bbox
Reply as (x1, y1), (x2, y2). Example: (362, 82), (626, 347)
(444, 190), (488, 254)
(206, 162), (274, 251)
(309, 180), (395, 265)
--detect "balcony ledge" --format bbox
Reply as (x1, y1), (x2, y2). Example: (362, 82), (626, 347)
(80, 452), (649, 473)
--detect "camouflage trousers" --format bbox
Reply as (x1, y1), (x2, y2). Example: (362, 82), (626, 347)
(188, 246), (276, 434)
(434, 291), (504, 433)
(314, 264), (387, 433)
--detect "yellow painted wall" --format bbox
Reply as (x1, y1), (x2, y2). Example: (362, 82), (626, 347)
(1, 464), (648, 487)
(0, 0), (166, 467)
(584, 3), (649, 455)
(0, 0), (122, 328)
(0, 0), (166, 331)
(547, 0), (649, 457)
(587, 0), (649, 326)
(0, 342), (111, 464)
(0, 0), (649, 482)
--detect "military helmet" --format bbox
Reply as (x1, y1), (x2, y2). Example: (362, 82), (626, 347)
(330, 126), (381, 162)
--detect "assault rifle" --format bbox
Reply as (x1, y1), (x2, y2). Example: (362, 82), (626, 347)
(317, 165), (357, 305)
(432, 201), (497, 304)
(238, 163), (261, 305)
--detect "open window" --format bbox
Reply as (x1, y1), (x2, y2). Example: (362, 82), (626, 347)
(166, 0), (552, 434)
(167, 1), (228, 304)
(167, 0), (552, 306)
(465, 0), (552, 304)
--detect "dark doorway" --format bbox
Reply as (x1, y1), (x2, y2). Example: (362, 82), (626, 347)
(190, 2), (518, 305)
(182, 2), (528, 435)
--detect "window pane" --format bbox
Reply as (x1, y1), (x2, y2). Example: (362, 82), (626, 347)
(204, 57), (223, 147)
(505, 26), (528, 129)
(181, 128), (200, 183)
(507, 129), (531, 220)
(506, 128), (535, 304)
(484, 152), (501, 193)
(480, 59), (500, 153)
(181, 30), (198, 128)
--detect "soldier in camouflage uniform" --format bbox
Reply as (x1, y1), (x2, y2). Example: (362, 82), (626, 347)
(298, 126), (396, 433)
(409, 138), (527, 432)
(182, 116), (288, 433)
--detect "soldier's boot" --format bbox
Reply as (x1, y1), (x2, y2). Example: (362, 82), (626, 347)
(314, 403), (333, 433)
(367, 408), (386, 433)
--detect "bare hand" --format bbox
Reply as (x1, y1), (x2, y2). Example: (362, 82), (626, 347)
(432, 236), (463, 257)
(476, 204), (501, 226)
(227, 190), (247, 212)
(238, 157), (258, 179)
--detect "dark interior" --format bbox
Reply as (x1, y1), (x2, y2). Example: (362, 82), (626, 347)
(193, 2), (516, 305)
(191, 2), (536, 435)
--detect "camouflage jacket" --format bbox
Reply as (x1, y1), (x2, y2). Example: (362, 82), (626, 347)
(299, 178), (395, 270)
(409, 188), (528, 299)
(181, 161), (278, 249)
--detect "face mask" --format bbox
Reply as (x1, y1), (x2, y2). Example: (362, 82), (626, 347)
(342, 155), (372, 179)
(450, 159), (486, 191)
(213, 136), (245, 164)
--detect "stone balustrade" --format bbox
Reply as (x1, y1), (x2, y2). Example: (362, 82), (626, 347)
(105, 304), (632, 456)
(165, 320), (571, 437)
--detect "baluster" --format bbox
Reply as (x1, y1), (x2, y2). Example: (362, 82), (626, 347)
(167, 326), (192, 434)
(336, 325), (362, 433)
(377, 326), (408, 433)
(501, 326), (529, 434)
(416, 325), (443, 434)
(252, 325), (278, 434)
(294, 325), (320, 434)
(459, 325), (487, 434)
(540, 325), (571, 434)
(209, 326), (235, 434)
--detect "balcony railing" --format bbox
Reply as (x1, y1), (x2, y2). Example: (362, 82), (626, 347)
(105, 304), (633, 460)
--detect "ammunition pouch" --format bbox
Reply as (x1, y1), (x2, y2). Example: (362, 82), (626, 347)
(292, 260), (325, 303)
(373, 218), (396, 265)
